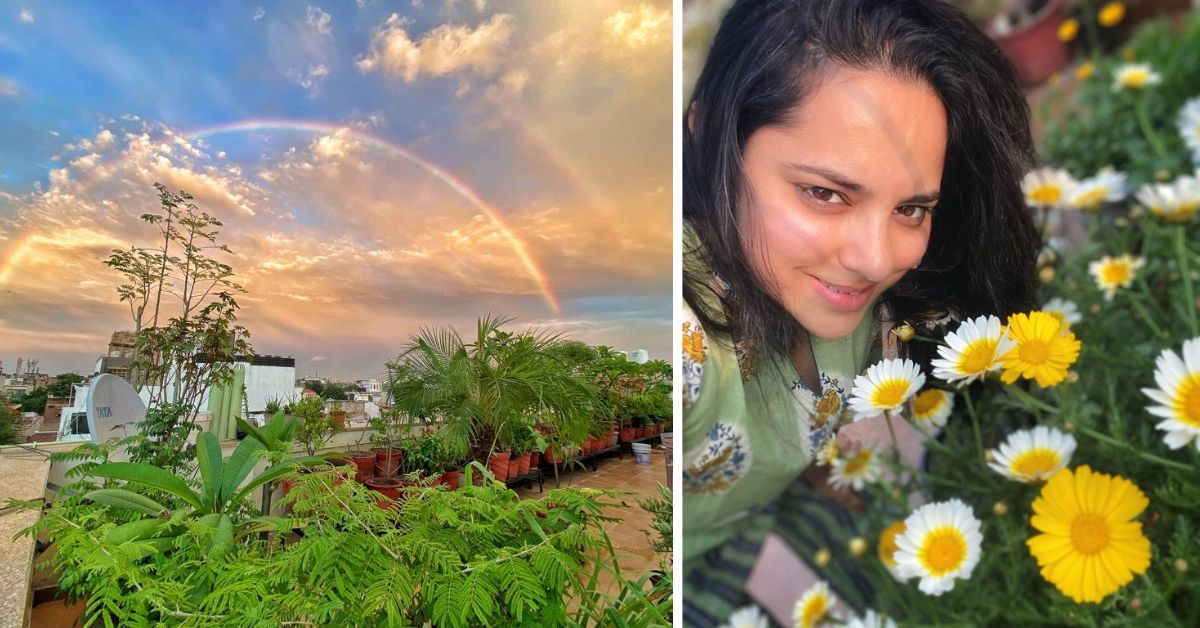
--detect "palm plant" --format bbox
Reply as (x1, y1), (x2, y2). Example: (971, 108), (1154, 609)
(387, 315), (597, 463)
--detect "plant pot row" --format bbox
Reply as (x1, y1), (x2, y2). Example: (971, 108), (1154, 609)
(485, 451), (541, 482)
(619, 424), (663, 442)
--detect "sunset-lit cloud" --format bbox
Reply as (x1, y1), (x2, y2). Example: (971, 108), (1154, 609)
(0, 1), (671, 378)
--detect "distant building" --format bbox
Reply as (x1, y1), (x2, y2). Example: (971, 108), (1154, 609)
(301, 388), (319, 399)
(95, 356), (132, 379)
(107, 331), (137, 358)
(356, 379), (382, 395)
(625, 349), (650, 364)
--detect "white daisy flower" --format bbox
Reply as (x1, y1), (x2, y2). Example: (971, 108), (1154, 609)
(792, 580), (835, 628)
(849, 358), (925, 420)
(1136, 175), (1200, 223)
(1021, 167), (1076, 209)
(1112, 62), (1162, 91)
(1088, 254), (1145, 301)
(910, 388), (954, 428)
(930, 315), (1016, 387)
(845, 610), (898, 628)
(829, 444), (883, 491)
(1142, 337), (1200, 450)
(721, 605), (769, 628)
(1178, 97), (1200, 163)
(1041, 297), (1082, 328)
(894, 499), (983, 596)
(815, 437), (839, 467)
(877, 520), (909, 583)
(1067, 169), (1128, 210)
(986, 426), (1077, 483)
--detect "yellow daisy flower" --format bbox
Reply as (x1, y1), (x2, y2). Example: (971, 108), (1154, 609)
(1088, 254), (1144, 301)
(1136, 176), (1200, 223)
(1075, 61), (1094, 81)
(1068, 170), (1128, 210)
(1142, 337), (1200, 450)
(792, 581), (835, 628)
(1021, 167), (1076, 208)
(910, 388), (954, 428)
(1113, 62), (1161, 91)
(829, 444), (883, 491)
(931, 315), (1016, 386)
(1057, 18), (1079, 42)
(1098, 2), (1125, 27)
(1026, 466), (1151, 603)
(999, 312), (1082, 388)
(987, 426), (1077, 483)
(849, 358), (925, 420)
(1042, 297), (1082, 328)
(894, 499), (983, 595)
(878, 520), (908, 582)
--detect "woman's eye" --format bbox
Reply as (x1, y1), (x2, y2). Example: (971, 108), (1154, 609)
(896, 205), (932, 224)
(802, 186), (844, 204)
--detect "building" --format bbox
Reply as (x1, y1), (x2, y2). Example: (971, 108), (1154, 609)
(356, 379), (383, 395)
(107, 331), (137, 358)
(625, 349), (650, 364)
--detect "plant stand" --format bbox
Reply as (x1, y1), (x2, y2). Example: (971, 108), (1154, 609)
(503, 467), (544, 493)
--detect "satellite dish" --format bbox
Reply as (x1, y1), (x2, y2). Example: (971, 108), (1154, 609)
(86, 373), (147, 444)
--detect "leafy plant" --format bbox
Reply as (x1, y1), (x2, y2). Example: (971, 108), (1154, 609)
(285, 396), (339, 457)
(0, 394), (28, 444)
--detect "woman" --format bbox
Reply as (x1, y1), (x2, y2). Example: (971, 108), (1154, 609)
(681, 0), (1040, 624)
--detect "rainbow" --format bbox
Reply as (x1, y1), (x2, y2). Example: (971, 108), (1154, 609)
(0, 118), (563, 316)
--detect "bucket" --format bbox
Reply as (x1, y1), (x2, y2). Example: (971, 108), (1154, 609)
(635, 451), (651, 465)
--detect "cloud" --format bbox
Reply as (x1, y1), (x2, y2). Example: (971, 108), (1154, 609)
(306, 6), (332, 41)
(253, 7), (265, 21)
(94, 129), (116, 150)
(290, 63), (329, 96)
(69, 153), (101, 171)
(0, 77), (17, 97)
(603, 4), (670, 50)
(310, 355), (327, 362)
(357, 13), (513, 83)
(17, 8), (33, 23)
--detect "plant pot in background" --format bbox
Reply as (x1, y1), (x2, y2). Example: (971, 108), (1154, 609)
(529, 451), (540, 467)
(372, 447), (402, 478)
(487, 451), (511, 481)
(507, 456), (521, 479)
(440, 469), (461, 490)
(364, 477), (402, 508)
(619, 427), (637, 442)
(516, 452), (531, 476)
(349, 450), (376, 483)
(987, 0), (1070, 86)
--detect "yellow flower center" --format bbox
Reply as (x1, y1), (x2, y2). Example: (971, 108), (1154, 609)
(1010, 447), (1060, 478)
(912, 389), (944, 417)
(958, 339), (998, 374)
(871, 378), (910, 408)
(1122, 70), (1150, 88)
(1100, 262), (1131, 286)
(1070, 513), (1111, 555)
(843, 450), (872, 476)
(799, 596), (828, 628)
(1057, 18), (1078, 42)
(1074, 187), (1108, 209)
(1030, 185), (1063, 205)
(1176, 374), (1200, 428)
(919, 526), (967, 576)
(879, 521), (905, 567)
(1018, 339), (1051, 366)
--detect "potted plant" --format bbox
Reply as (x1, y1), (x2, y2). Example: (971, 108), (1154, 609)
(985, 0), (1071, 85)
(346, 432), (377, 484)
(367, 407), (405, 478)
(401, 431), (446, 484)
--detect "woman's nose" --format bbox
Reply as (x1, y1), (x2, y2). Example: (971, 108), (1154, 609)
(838, 210), (897, 283)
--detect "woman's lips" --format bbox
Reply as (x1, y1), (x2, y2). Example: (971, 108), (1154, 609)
(810, 275), (874, 310)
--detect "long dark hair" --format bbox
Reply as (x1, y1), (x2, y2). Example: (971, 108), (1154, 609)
(684, 0), (1040, 370)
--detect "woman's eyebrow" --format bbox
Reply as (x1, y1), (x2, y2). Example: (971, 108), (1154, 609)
(787, 162), (939, 203)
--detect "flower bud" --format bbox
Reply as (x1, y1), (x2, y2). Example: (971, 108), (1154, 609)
(1089, 304), (1102, 314)
(993, 501), (1008, 517)
(848, 537), (868, 557)
(1114, 217), (1129, 228)
(1155, 169), (1171, 181)
(1175, 558), (1188, 572)
(1129, 597), (1143, 610)
(1039, 267), (1056, 283)
(892, 323), (915, 342)
(1063, 420), (1075, 432)
(984, 450), (996, 462)
(814, 548), (832, 567)
(1066, 371), (1079, 384)
(1129, 205), (1144, 219)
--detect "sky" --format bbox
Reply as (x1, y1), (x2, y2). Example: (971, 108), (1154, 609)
(0, 0), (672, 380)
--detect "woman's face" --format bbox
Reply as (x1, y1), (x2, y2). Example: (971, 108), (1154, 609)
(738, 66), (947, 340)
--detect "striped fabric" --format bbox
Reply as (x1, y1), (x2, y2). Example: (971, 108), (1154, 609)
(682, 477), (874, 627)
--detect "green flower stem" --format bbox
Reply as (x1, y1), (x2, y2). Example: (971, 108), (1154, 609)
(1127, 290), (1170, 341)
(1077, 426), (1195, 472)
(1135, 96), (1169, 160)
(1081, 2), (1103, 62)
(1176, 225), (1198, 336)
(1005, 385), (1060, 416)
(962, 389), (985, 463)
(911, 333), (941, 344)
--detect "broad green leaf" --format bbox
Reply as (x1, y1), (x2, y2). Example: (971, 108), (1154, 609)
(103, 518), (168, 545)
(83, 489), (166, 517)
(195, 432), (223, 510)
(209, 513), (234, 560)
(220, 435), (265, 506)
(89, 462), (203, 511)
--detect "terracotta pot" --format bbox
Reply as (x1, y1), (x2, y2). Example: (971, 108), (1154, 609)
(372, 447), (402, 478)
(507, 456), (521, 479)
(487, 452), (511, 481)
(529, 452), (540, 467)
(516, 452), (531, 476)
(349, 451), (376, 483)
(619, 427), (637, 442)
(332, 411), (348, 428)
(542, 447), (558, 464)
(987, 0), (1070, 86)
(441, 469), (461, 490)
(365, 477), (402, 508)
